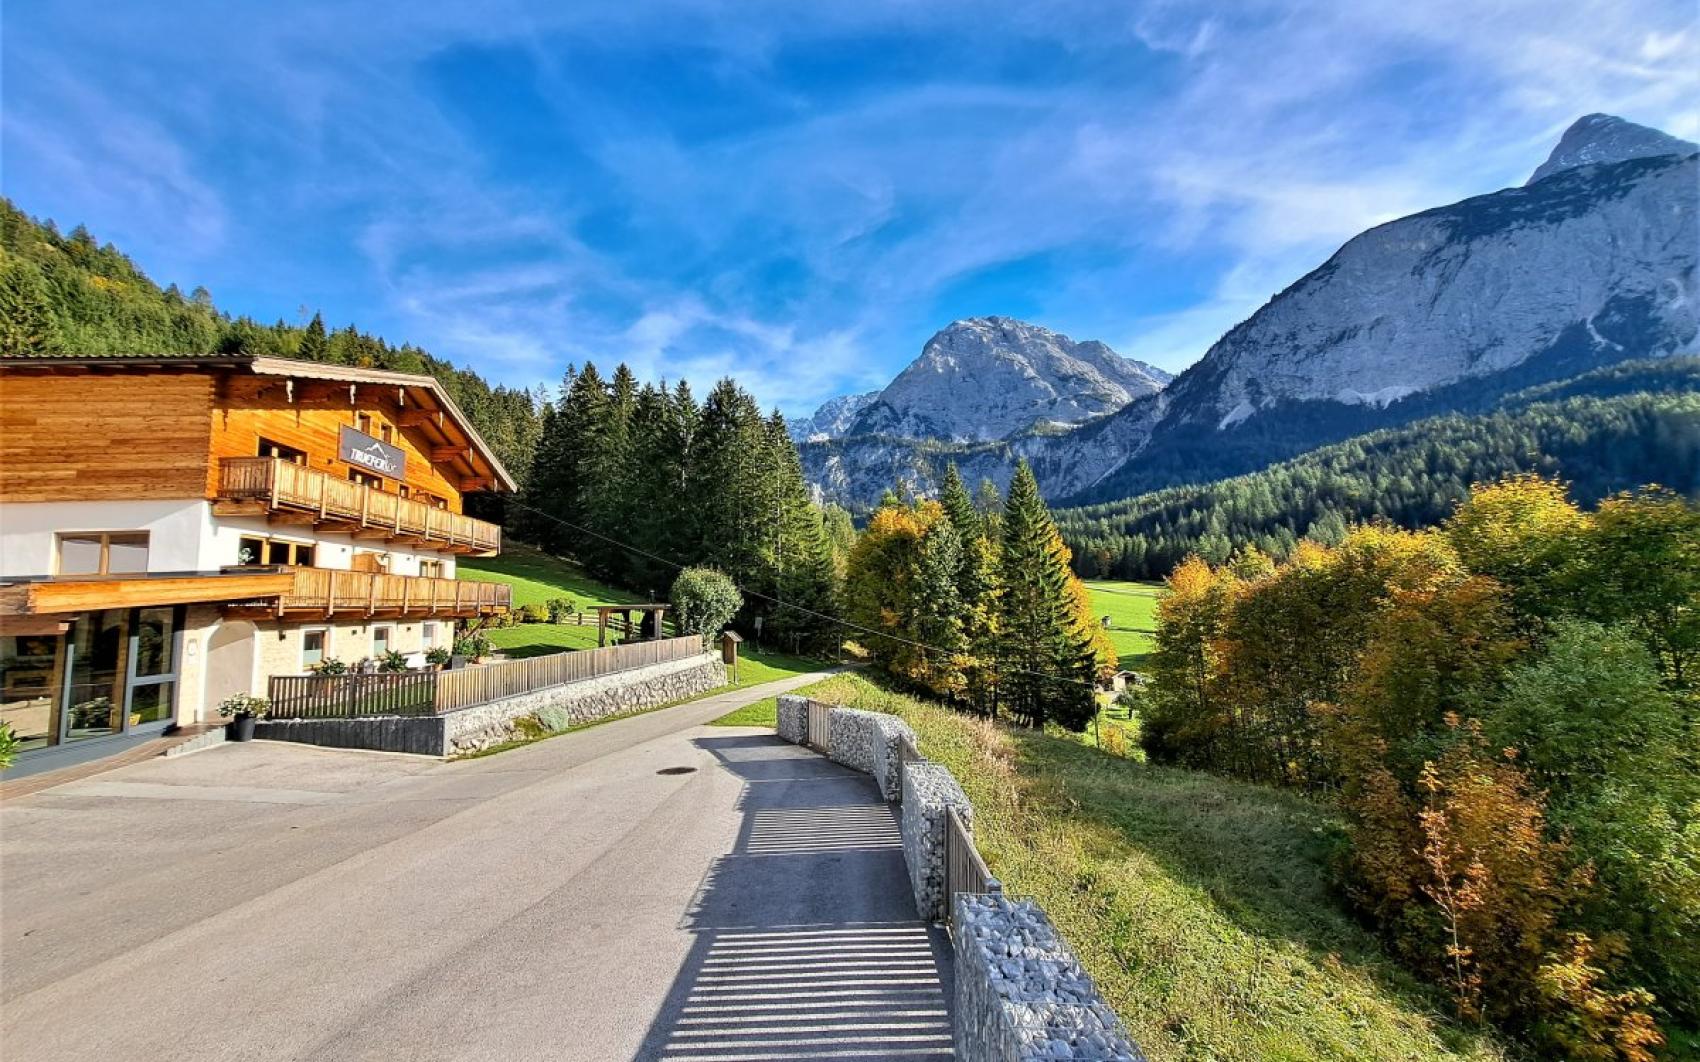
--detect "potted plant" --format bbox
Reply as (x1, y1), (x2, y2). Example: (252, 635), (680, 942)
(219, 693), (269, 742)
(377, 649), (409, 673)
(425, 645), (452, 670)
(310, 657), (348, 676)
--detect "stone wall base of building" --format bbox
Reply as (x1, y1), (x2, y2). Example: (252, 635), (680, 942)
(254, 653), (726, 758)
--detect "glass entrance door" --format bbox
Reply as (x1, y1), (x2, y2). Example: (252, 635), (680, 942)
(60, 607), (182, 743)
(64, 610), (126, 741)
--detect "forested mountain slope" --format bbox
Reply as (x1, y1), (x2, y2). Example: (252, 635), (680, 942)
(1056, 359), (1700, 578)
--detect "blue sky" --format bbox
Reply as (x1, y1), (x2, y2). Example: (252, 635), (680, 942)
(4, 1), (1696, 415)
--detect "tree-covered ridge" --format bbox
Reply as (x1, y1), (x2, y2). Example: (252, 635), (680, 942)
(0, 198), (542, 488)
(1056, 358), (1700, 579)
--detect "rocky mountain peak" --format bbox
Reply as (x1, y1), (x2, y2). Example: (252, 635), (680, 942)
(1527, 113), (1696, 185)
(844, 317), (1170, 443)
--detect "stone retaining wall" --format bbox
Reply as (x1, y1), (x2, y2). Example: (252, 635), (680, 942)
(446, 654), (725, 754)
(761, 693), (1145, 1061)
(953, 893), (1143, 1061)
(825, 706), (882, 773)
(776, 694), (808, 744)
(870, 714), (917, 802)
(901, 761), (973, 922)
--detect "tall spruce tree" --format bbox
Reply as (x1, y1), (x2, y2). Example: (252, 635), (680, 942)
(580, 365), (638, 581)
(297, 312), (328, 360)
(996, 461), (1098, 729)
(763, 413), (842, 656)
(690, 379), (769, 593)
(0, 256), (61, 356)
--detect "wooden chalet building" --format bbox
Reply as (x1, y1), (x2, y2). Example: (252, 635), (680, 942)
(0, 353), (515, 776)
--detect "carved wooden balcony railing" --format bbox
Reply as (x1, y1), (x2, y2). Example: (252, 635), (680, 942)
(216, 457), (501, 555)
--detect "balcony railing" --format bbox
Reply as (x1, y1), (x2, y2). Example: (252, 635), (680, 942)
(253, 566), (511, 618)
(217, 456), (502, 555)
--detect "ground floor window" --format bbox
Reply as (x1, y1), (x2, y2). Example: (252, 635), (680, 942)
(422, 621), (439, 647)
(372, 625), (394, 659)
(0, 606), (183, 758)
(302, 628), (328, 670)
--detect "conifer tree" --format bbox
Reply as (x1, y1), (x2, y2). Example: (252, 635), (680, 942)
(996, 461), (1099, 729)
(298, 311), (328, 360)
(0, 256), (62, 356)
(764, 414), (842, 655)
(580, 364), (636, 580)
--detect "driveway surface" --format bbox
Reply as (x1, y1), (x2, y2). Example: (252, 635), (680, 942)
(0, 673), (954, 1061)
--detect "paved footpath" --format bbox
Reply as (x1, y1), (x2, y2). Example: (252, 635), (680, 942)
(0, 671), (954, 1061)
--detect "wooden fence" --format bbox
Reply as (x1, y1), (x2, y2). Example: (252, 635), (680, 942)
(267, 635), (704, 718)
(266, 672), (439, 719)
(433, 635), (702, 712)
(806, 700), (833, 752)
(945, 806), (1001, 920)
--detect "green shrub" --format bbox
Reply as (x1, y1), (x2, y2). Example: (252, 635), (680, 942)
(545, 597), (576, 623)
(377, 650), (409, 673)
(0, 723), (20, 770)
(425, 645), (451, 667)
(538, 706), (572, 732)
(520, 603), (547, 624)
(672, 566), (742, 646)
(310, 657), (348, 676)
(453, 632), (491, 659)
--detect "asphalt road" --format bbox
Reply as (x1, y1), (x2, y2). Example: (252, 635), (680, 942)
(0, 673), (954, 1061)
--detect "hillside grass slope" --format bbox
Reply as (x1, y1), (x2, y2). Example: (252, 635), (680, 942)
(772, 672), (1507, 1062)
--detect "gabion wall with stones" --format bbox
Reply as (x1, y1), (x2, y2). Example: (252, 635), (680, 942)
(776, 694), (809, 744)
(954, 893), (1144, 1061)
(446, 654), (725, 754)
(869, 714), (918, 802)
(826, 705), (883, 773)
(901, 761), (974, 921)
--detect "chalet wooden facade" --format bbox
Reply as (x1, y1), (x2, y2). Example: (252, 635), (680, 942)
(0, 353), (515, 776)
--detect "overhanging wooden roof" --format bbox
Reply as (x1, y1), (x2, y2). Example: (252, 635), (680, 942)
(0, 571), (297, 616)
(0, 353), (518, 492)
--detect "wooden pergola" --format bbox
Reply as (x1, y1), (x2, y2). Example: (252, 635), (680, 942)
(594, 603), (672, 647)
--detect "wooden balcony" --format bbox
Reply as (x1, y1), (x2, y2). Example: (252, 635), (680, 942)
(215, 457), (502, 556)
(224, 567), (511, 620)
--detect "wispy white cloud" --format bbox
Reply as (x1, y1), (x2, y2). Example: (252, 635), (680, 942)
(3, 0), (1695, 416)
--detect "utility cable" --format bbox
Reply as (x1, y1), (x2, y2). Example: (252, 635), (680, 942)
(496, 495), (1107, 692)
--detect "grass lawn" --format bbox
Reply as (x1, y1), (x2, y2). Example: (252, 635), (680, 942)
(461, 543), (674, 657)
(458, 540), (630, 610)
(765, 672), (1505, 1062)
(1085, 580), (1163, 671)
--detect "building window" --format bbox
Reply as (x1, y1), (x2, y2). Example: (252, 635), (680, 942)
(349, 468), (384, 491)
(356, 413), (373, 435)
(380, 424), (393, 444)
(419, 559), (442, 578)
(302, 628), (328, 670)
(372, 625), (393, 659)
(57, 532), (149, 575)
(237, 536), (314, 568)
(257, 437), (307, 464)
(422, 621), (439, 647)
